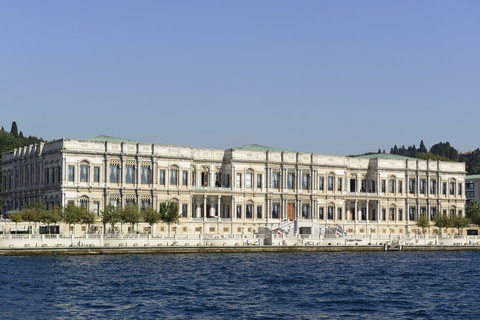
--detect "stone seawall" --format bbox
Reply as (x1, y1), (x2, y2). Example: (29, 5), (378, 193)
(1, 245), (480, 256)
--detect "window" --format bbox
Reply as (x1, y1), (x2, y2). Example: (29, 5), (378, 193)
(257, 206), (262, 219)
(182, 171), (188, 186)
(110, 199), (119, 208)
(141, 199), (150, 211)
(442, 182), (447, 195)
(466, 182), (474, 190)
(381, 180), (386, 193)
(246, 204), (252, 218)
(430, 180), (436, 194)
(141, 166), (151, 184)
(398, 209), (403, 221)
(371, 180), (376, 193)
(80, 198), (88, 209)
(361, 179), (367, 193)
(398, 181), (402, 193)
(236, 173), (242, 187)
(319, 177), (324, 191)
(302, 204), (309, 218)
(449, 182), (455, 195)
(458, 183), (462, 196)
(94, 167), (100, 183)
(109, 164), (119, 183)
(409, 179), (415, 194)
(202, 171), (208, 187)
(80, 165), (88, 182)
(409, 207), (415, 220)
(327, 206), (334, 219)
(215, 173), (221, 187)
(319, 207), (324, 219)
(389, 179), (395, 193)
(257, 174), (262, 188)
(93, 201), (99, 216)
(246, 173), (252, 188)
(328, 176), (334, 191)
(68, 165), (74, 182)
(126, 198), (135, 206)
(337, 208), (342, 220)
(159, 170), (166, 185)
(382, 209), (386, 221)
(170, 168), (178, 185)
(273, 172), (279, 188)
(337, 177), (342, 191)
(287, 172), (294, 189)
(302, 173), (309, 190)
(236, 205), (242, 218)
(272, 203), (279, 219)
(466, 191), (475, 198)
(182, 204), (188, 217)
(126, 165), (135, 184)
(390, 208), (395, 220)
(420, 179), (426, 194)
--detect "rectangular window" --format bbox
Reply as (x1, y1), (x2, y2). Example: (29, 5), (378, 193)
(109, 164), (119, 183)
(398, 209), (403, 221)
(327, 206), (334, 219)
(272, 172), (279, 188)
(159, 170), (166, 185)
(94, 167), (100, 183)
(287, 172), (294, 189)
(328, 176), (334, 191)
(319, 207), (324, 219)
(215, 173), (221, 187)
(430, 180), (436, 194)
(466, 182), (474, 190)
(371, 180), (376, 193)
(141, 167), (151, 184)
(302, 204), (309, 218)
(257, 174), (262, 188)
(337, 177), (342, 191)
(382, 209), (386, 221)
(272, 203), (279, 219)
(389, 179), (395, 193)
(449, 182), (455, 195)
(182, 171), (188, 186)
(381, 180), (386, 193)
(466, 191), (475, 198)
(390, 208), (395, 220)
(246, 204), (252, 218)
(93, 201), (99, 216)
(420, 179), (426, 194)
(182, 204), (188, 217)
(442, 182), (447, 195)
(68, 165), (74, 182)
(110, 199), (119, 208)
(361, 179), (367, 192)
(337, 208), (342, 220)
(257, 206), (262, 219)
(246, 173), (252, 188)
(141, 199), (150, 211)
(236, 173), (242, 187)
(409, 179), (415, 194)
(80, 199), (88, 209)
(302, 173), (309, 190)
(409, 207), (415, 220)
(458, 183), (462, 196)
(236, 205), (242, 218)
(126, 165), (135, 184)
(170, 169), (178, 185)
(398, 180), (402, 193)
(319, 177), (324, 191)
(80, 165), (88, 182)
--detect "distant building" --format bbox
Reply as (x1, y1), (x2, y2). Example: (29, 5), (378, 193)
(466, 175), (480, 203)
(1, 136), (467, 235)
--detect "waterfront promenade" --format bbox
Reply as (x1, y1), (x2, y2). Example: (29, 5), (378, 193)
(1, 232), (480, 255)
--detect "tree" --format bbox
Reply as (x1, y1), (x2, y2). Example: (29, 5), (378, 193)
(10, 121), (18, 138)
(433, 214), (451, 236)
(79, 207), (96, 233)
(100, 204), (120, 234)
(62, 204), (82, 234)
(38, 207), (61, 234)
(451, 215), (471, 235)
(416, 214), (430, 235)
(9, 211), (22, 231)
(142, 206), (161, 235)
(419, 140), (427, 153)
(160, 201), (180, 235)
(120, 204), (141, 233)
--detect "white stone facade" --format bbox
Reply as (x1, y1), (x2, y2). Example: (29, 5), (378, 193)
(1, 138), (467, 236)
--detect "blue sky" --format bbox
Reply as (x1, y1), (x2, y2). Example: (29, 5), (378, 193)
(1, 0), (479, 155)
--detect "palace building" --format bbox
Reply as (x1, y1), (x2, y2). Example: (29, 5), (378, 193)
(1, 136), (466, 236)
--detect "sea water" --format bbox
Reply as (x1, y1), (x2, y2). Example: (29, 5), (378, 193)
(1, 251), (479, 319)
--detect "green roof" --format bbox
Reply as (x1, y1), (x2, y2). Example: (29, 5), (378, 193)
(234, 144), (289, 152)
(354, 153), (416, 160)
(466, 174), (480, 180)
(86, 135), (137, 143)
